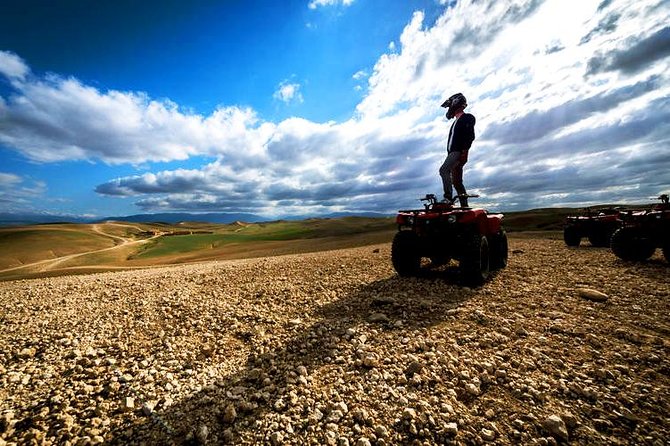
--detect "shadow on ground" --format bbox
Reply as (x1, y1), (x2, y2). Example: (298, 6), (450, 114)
(109, 267), (478, 445)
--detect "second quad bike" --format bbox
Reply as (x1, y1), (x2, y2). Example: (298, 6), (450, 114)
(392, 194), (507, 285)
(563, 207), (622, 247)
(611, 194), (670, 262)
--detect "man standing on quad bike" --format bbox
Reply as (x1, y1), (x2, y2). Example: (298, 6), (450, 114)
(439, 92), (476, 207)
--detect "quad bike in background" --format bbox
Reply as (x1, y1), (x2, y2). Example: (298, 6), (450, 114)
(392, 194), (507, 285)
(563, 207), (622, 247)
(611, 194), (670, 262)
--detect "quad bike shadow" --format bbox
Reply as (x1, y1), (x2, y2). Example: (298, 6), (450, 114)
(108, 274), (478, 445)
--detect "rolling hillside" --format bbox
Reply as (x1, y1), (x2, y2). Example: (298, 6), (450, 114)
(0, 217), (396, 281)
(0, 205), (652, 281)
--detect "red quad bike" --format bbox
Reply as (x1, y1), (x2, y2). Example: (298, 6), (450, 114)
(611, 194), (670, 263)
(392, 194), (508, 285)
(563, 207), (622, 247)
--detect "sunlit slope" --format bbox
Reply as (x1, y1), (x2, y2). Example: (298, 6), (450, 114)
(0, 218), (396, 279)
(0, 225), (115, 269)
(0, 207), (622, 281)
(0, 222), (158, 273)
(130, 218), (396, 263)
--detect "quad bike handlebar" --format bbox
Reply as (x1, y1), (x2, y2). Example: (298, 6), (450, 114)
(420, 193), (480, 206)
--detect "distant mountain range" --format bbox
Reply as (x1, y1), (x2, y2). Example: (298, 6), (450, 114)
(2, 203), (648, 227)
(0, 213), (92, 226)
(0, 211), (393, 226)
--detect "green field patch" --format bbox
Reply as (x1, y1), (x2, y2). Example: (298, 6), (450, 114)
(133, 227), (315, 259)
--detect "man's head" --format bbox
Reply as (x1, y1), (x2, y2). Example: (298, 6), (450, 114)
(441, 93), (467, 119)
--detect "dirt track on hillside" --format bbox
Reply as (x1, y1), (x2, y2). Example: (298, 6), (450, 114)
(0, 236), (668, 445)
(0, 223), (160, 276)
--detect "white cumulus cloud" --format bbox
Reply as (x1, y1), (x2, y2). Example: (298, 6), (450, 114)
(308, 0), (355, 10)
(1, 0), (669, 216)
(0, 50), (30, 81)
(273, 80), (304, 104)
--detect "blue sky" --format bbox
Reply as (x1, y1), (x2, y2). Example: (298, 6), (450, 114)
(1, 0), (669, 218)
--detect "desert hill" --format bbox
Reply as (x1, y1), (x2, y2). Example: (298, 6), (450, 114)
(0, 235), (668, 444)
(0, 218), (396, 281)
(0, 206), (635, 282)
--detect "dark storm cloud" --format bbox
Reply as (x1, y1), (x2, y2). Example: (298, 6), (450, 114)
(544, 43), (564, 55)
(455, 0), (545, 47)
(96, 174), (205, 196)
(483, 75), (662, 145)
(131, 178), (427, 215)
(475, 163), (614, 196)
(438, 0), (545, 67)
(94, 168), (243, 197)
(365, 134), (433, 159)
(264, 175), (424, 202)
(579, 12), (620, 44)
(95, 129), (438, 209)
(586, 26), (670, 75)
(134, 195), (256, 212)
(471, 153), (668, 209)
(597, 0), (614, 12)
(482, 97), (670, 171)
(469, 124), (670, 209)
(616, 149), (670, 192)
(464, 89), (670, 210)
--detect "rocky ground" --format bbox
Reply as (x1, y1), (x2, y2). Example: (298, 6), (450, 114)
(0, 235), (668, 445)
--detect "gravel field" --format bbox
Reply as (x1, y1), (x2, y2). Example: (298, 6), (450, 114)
(1, 235), (668, 445)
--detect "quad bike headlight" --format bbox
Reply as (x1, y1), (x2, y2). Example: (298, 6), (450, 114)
(407, 216), (415, 225)
(447, 214), (457, 223)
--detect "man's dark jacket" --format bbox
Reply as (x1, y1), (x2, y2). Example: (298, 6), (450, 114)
(447, 113), (476, 153)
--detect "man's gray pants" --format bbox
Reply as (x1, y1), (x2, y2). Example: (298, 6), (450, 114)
(439, 151), (467, 205)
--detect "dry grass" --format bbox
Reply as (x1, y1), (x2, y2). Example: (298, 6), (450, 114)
(0, 219), (395, 281)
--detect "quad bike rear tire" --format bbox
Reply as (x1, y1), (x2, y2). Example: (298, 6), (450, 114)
(392, 231), (421, 276)
(611, 227), (656, 261)
(490, 229), (508, 270)
(429, 255), (450, 267)
(460, 233), (490, 285)
(563, 227), (581, 247)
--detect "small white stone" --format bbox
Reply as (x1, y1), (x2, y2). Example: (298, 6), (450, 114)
(196, 424), (209, 443)
(445, 422), (458, 435)
(122, 396), (135, 411)
(465, 383), (480, 396)
(542, 414), (569, 441)
(481, 428), (496, 441)
(402, 407), (417, 421)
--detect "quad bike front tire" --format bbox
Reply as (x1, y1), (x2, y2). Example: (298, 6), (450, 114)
(392, 231), (421, 276)
(563, 227), (581, 247)
(490, 229), (508, 270)
(460, 233), (490, 285)
(611, 227), (656, 261)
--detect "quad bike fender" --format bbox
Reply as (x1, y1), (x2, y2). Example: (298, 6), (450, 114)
(457, 209), (487, 224)
(459, 210), (502, 235)
(486, 214), (504, 234)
